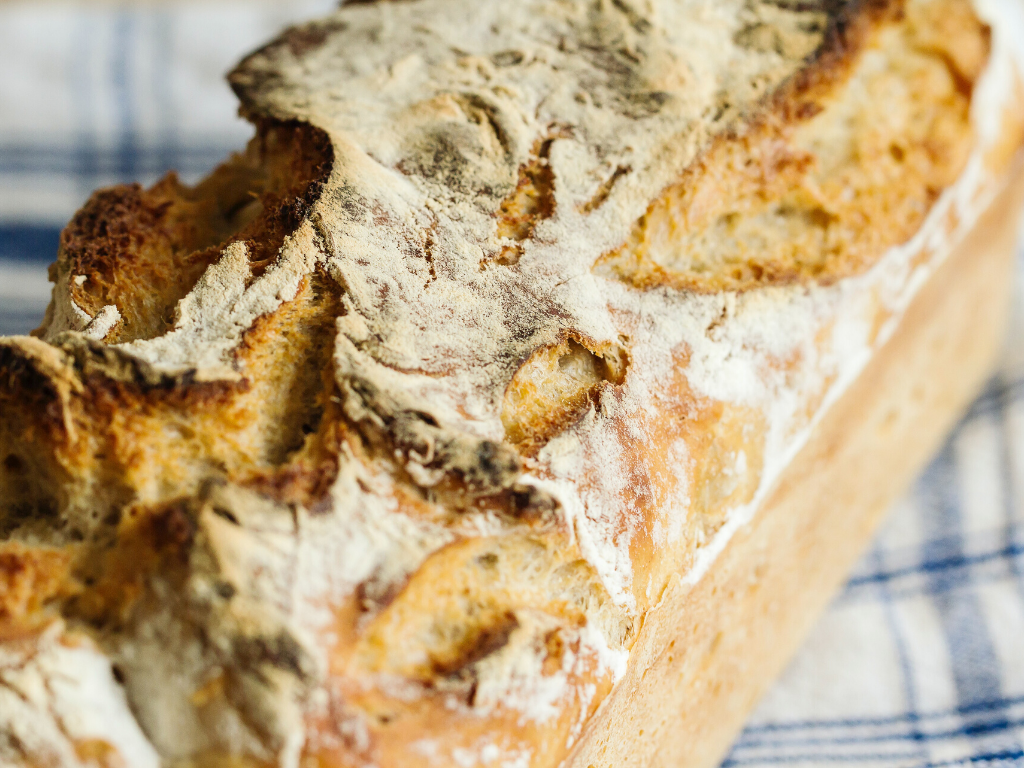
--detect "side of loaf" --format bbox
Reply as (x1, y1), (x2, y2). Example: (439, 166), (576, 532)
(567, 158), (1024, 768)
(1, 1), (1022, 767)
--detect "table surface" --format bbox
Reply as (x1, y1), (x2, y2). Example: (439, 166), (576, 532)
(0, 4), (1022, 767)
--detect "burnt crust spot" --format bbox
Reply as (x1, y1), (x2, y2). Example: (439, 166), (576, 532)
(338, 370), (524, 498)
(57, 182), (208, 342)
(241, 122), (334, 270)
(430, 611), (519, 681)
(491, 50), (526, 67)
(279, 19), (350, 58)
(55, 121), (333, 343)
(398, 92), (518, 205)
(580, 165), (631, 214)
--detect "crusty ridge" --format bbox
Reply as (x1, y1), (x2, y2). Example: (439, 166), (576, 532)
(44, 121), (334, 345)
(596, 0), (988, 291)
(0, 0), (1009, 766)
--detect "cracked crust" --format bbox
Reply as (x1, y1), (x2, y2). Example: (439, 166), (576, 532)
(1, 0), (1022, 766)
(595, 0), (989, 291)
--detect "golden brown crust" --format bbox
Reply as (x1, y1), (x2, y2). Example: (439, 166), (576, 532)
(501, 334), (629, 456)
(595, 0), (990, 292)
(0, 543), (73, 640)
(567, 152), (1024, 768)
(53, 122), (333, 344)
(3, 272), (346, 544)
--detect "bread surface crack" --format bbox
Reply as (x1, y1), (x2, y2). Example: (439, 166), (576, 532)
(502, 335), (630, 457)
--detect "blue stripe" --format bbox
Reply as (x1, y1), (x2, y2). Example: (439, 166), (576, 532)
(0, 225), (61, 262)
(0, 145), (234, 179)
(734, 439), (1023, 765)
(722, 749), (923, 765)
(735, 714), (1024, 750)
(740, 695), (1024, 735)
(153, 9), (178, 174)
(71, 9), (95, 197)
(966, 379), (1024, 423)
(113, 11), (138, 180)
(844, 540), (1024, 590)
(918, 447), (1006, 711)
(723, 748), (1024, 767)
(919, 749), (1024, 768)
(997, 371), (1024, 625)
(869, 544), (927, 760)
(0, 312), (46, 337)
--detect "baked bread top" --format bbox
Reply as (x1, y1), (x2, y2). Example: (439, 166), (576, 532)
(1, 1), (1021, 766)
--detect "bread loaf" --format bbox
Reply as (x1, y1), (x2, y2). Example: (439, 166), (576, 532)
(2, 1), (1023, 766)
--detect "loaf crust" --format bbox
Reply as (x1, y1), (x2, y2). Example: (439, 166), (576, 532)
(566, 152), (1024, 768)
(1, 1), (1023, 767)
